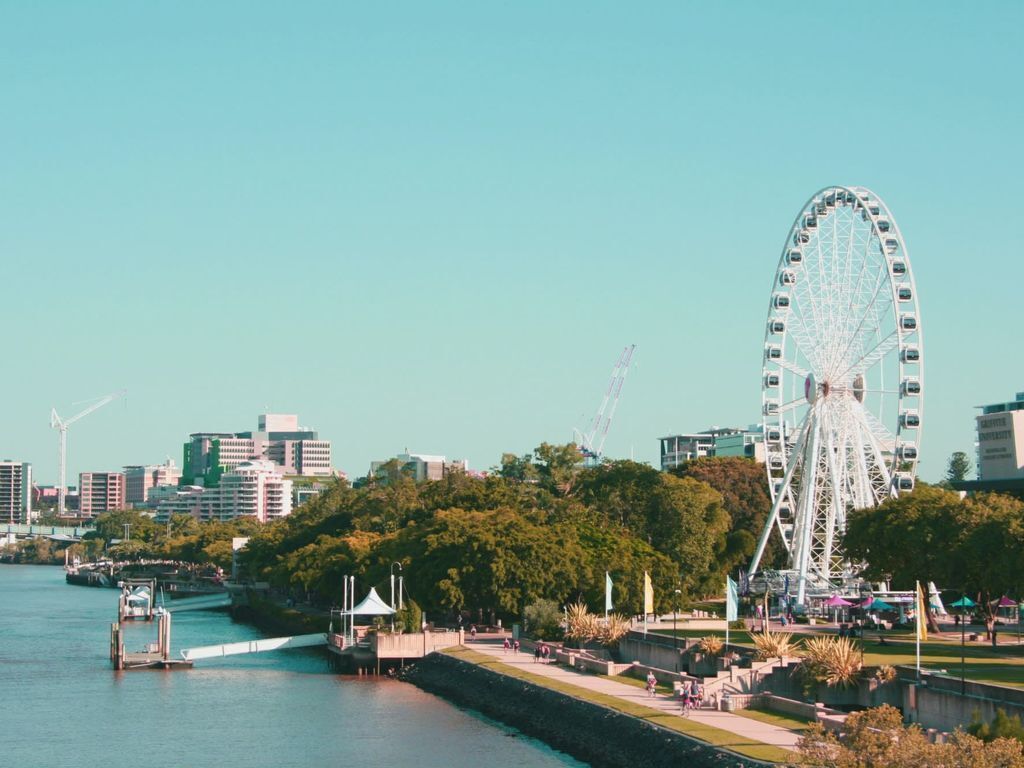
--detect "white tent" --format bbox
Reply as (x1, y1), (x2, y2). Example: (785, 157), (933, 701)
(349, 587), (396, 616)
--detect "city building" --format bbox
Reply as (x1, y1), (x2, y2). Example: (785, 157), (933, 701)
(0, 461), (32, 524)
(181, 414), (332, 487)
(78, 472), (126, 517)
(659, 426), (765, 471)
(154, 462), (292, 524)
(369, 453), (469, 483)
(124, 460), (182, 506)
(974, 392), (1024, 481)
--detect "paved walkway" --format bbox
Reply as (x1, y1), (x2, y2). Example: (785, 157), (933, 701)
(466, 638), (802, 752)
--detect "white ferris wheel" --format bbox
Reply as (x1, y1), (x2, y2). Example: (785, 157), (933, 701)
(748, 186), (923, 605)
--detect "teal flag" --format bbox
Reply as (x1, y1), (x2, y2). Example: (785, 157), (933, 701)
(726, 575), (738, 622)
(605, 572), (613, 613)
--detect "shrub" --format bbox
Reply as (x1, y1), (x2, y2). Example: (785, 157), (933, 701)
(728, 618), (747, 630)
(801, 635), (862, 688)
(874, 664), (897, 684)
(752, 630), (798, 660)
(699, 634), (724, 656)
(523, 599), (563, 640)
(969, 708), (1024, 745)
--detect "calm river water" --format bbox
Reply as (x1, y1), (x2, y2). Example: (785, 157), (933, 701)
(1, 565), (583, 768)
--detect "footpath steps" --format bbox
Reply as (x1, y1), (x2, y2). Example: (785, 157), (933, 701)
(466, 639), (803, 753)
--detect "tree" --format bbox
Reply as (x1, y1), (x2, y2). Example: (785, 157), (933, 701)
(670, 456), (783, 569)
(948, 451), (973, 483)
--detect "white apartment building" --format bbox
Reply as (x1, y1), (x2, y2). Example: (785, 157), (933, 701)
(155, 462), (292, 524)
(0, 461), (32, 524)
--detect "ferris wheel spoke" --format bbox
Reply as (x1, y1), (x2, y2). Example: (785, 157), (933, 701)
(835, 330), (899, 382)
(776, 358), (809, 379)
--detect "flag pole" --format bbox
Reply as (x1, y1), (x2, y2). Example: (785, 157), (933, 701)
(915, 580), (921, 680)
(725, 576), (730, 652)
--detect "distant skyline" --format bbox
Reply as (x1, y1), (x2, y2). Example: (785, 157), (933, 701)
(2, 3), (1022, 484)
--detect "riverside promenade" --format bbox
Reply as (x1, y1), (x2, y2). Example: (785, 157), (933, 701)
(465, 636), (802, 756)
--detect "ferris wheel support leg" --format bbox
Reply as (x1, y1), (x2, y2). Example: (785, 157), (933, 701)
(749, 415), (812, 576)
(794, 418), (822, 607)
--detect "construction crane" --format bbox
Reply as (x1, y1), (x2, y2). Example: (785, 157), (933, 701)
(575, 345), (635, 465)
(50, 389), (127, 516)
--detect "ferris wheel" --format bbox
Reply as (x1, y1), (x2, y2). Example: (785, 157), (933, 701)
(748, 186), (923, 605)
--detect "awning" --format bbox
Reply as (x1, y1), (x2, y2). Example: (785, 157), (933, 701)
(349, 587), (396, 616)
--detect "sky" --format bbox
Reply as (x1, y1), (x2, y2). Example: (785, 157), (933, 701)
(1, 2), (1021, 484)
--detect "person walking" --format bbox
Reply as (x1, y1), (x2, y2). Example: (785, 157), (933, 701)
(541, 644), (550, 663)
(470, 624), (477, 640)
(534, 644), (542, 663)
(503, 637), (511, 653)
(645, 671), (657, 697)
(513, 639), (520, 654)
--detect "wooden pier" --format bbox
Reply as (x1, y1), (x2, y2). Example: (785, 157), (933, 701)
(110, 611), (193, 670)
(326, 628), (463, 674)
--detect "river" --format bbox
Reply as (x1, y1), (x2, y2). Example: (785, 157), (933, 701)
(1, 565), (584, 768)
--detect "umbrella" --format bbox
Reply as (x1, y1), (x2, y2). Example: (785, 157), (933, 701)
(823, 595), (854, 607)
(950, 596), (976, 608)
(996, 596), (1017, 608)
(866, 598), (895, 611)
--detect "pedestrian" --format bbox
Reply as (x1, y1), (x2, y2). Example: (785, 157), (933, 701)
(513, 640), (520, 654)
(541, 644), (550, 663)
(470, 624), (477, 639)
(534, 644), (542, 663)
(646, 671), (657, 697)
(503, 637), (511, 653)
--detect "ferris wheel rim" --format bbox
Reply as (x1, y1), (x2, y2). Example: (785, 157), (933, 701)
(753, 184), (924, 595)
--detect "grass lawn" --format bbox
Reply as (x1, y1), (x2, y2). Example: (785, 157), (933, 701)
(442, 646), (793, 764)
(734, 707), (813, 731)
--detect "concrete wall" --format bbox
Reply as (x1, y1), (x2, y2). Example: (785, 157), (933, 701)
(907, 671), (1024, 733)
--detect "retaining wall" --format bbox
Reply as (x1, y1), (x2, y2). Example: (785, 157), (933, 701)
(400, 652), (771, 768)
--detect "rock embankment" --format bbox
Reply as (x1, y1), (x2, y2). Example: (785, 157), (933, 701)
(399, 652), (768, 768)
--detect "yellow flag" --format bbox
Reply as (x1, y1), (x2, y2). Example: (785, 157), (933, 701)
(643, 571), (654, 615)
(916, 581), (928, 642)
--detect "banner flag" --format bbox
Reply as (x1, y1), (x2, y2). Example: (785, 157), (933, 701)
(605, 572), (613, 614)
(643, 571), (654, 616)
(916, 581), (928, 642)
(726, 576), (739, 622)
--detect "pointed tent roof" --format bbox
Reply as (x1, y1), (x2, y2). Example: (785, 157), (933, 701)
(350, 587), (396, 616)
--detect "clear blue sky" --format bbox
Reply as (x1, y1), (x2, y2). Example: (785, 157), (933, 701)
(2, 2), (1021, 484)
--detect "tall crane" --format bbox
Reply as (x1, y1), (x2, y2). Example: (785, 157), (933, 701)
(50, 389), (127, 516)
(576, 345), (635, 464)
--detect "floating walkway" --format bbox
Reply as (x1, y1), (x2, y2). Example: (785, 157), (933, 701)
(162, 593), (232, 612)
(181, 633), (328, 662)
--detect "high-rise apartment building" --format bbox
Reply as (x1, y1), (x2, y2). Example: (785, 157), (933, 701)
(124, 460), (182, 506)
(0, 461), (32, 524)
(369, 453), (469, 483)
(182, 414), (332, 486)
(154, 462), (292, 524)
(78, 472), (126, 517)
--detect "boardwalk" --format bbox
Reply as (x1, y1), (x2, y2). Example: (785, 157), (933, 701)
(467, 637), (802, 754)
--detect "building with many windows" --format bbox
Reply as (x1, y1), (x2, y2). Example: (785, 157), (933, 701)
(181, 414), (333, 487)
(0, 461), (32, 524)
(78, 472), (126, 517)
(369, 453), (469, 483)
(658, 426), (765, 471)
(124, 460), (182, 506)
(154, 462), (292, 524)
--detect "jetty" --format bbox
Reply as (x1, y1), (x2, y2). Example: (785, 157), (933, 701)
(110, 610), (192, 670)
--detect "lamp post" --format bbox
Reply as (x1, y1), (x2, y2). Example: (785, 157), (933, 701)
(961, 587), (966, 696)
(390, 562), (403, 632)
(123, 523), (130, 542)
(673, 589), (682, 649)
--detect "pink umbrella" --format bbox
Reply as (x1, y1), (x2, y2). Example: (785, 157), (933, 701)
(824, 595), (854, 607)
(996, 596), (1018, 608)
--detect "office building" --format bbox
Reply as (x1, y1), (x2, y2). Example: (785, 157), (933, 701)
(78, 472), (126, 517)
(181, 413), (333, 486)
(369, 453), (469, 483)
(0, 462), (32, 524)
(124, 460), (182, 506)
(976, 392), (1024, 481)
(659, 426), (765, 471)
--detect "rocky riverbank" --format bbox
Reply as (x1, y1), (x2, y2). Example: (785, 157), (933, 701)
(399, 651), (769, 768)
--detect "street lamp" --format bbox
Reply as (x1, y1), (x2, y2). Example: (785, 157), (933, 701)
(673, 589), (682, 650)
(390, 562), (403, 632)
(123, 523), (130, 542)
